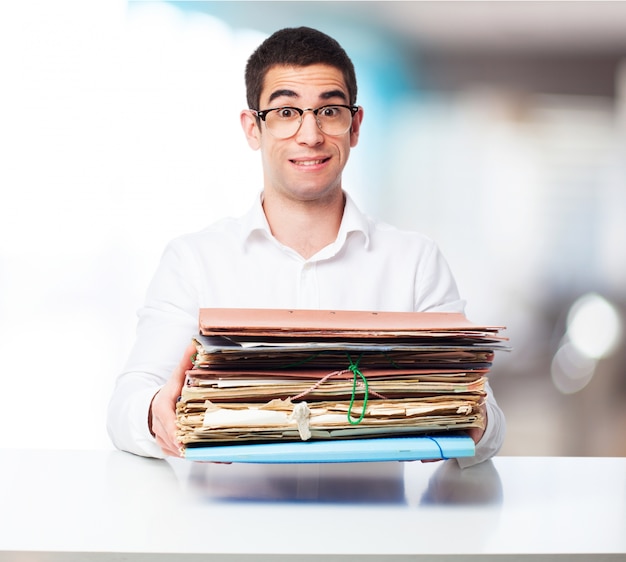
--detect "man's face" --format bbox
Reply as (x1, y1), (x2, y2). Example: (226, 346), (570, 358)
(241, 64), (363, 204)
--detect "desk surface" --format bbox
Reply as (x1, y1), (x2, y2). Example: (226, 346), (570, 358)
(0, 449), (624, 561)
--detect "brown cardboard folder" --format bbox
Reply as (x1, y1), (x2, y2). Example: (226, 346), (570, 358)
(199, 308), (505, 339)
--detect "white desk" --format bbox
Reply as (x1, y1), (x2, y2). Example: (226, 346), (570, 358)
(0, 449), (624, 561)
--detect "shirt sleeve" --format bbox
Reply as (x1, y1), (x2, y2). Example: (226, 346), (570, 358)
(414, 241), (466, 313)
(107, 237), (200, 458)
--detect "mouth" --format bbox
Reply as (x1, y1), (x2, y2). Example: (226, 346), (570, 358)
(290, 157), (330, 167)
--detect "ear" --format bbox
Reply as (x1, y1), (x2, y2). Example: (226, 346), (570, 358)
(349, 106), (364, 148)
(240, 110), (261, 150)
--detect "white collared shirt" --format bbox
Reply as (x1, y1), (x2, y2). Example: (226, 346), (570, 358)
(107, 192), (504, 466)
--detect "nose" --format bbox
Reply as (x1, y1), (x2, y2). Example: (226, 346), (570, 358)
(295, 109), (324, 145)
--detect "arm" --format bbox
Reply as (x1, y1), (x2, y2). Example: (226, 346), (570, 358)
(107, 238), (200, 458)
(415, 241), (506, 466)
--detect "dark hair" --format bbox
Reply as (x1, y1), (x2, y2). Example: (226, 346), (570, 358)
(245, 26), (358, 110)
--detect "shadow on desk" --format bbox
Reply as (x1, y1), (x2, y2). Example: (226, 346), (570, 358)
(186, 458), (503, 507)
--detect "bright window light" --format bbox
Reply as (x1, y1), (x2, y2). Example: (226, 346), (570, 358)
(566, 293), (623, 359)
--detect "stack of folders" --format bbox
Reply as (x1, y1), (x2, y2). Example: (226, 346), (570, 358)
(176, 308), (508, 463)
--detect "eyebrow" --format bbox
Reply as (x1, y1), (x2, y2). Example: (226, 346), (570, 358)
(267, 88), (348, 105)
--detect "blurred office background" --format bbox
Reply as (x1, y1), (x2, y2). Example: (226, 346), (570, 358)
(0, 1), (624, 456)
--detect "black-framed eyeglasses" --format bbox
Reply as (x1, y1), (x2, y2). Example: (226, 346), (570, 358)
(251, 104), (359, 139)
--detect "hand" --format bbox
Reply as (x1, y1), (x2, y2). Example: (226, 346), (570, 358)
(467, 401), (488, 445)
(421, 402), (487, 463)
(149, 342), (196, 457)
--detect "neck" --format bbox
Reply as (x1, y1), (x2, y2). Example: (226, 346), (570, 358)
(262, 190), (345, 259)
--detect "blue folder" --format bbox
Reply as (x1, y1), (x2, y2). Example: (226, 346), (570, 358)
(184, 434), (475, 463)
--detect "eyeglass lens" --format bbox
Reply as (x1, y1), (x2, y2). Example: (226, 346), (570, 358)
(265, 106), (353, 138)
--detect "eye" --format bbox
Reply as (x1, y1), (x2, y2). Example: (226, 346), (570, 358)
(275, 107), (299, 120)
(319, 106), (341, 118)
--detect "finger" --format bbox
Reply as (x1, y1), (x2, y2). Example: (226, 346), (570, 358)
(149, 387), (180, 456)
(181, 341), (197, 371)
(153, 409), (182, 457)
(156, 433), (181, 457)
(167, 342), (197, 396)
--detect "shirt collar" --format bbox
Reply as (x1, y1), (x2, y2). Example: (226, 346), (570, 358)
(336, 191), (371, 250)
(240, 192), (272, 243)
(240, 191), (371, 250)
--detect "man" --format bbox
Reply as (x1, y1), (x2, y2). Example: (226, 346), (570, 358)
(107, 26), (505, 467)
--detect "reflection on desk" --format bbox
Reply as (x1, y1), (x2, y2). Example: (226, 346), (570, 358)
(188, 460), (407, 504)
(184, 457), (502, 506)
(0, 449), (624, 561)
(419, 458), (503, 505)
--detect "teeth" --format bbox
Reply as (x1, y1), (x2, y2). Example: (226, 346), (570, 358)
(295, 159), (324, 166)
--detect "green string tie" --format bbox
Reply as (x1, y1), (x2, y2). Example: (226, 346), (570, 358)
(347, 354), (368, 425)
